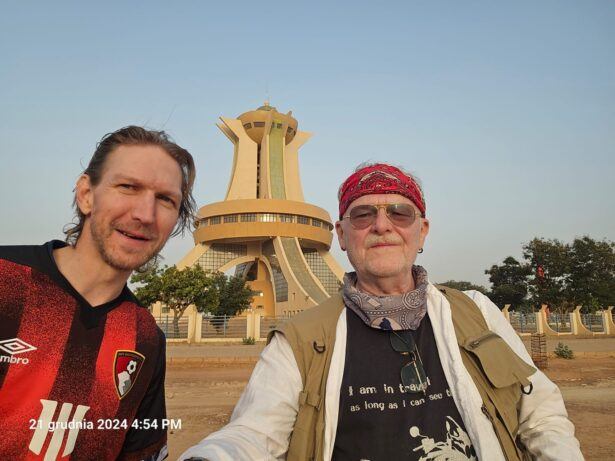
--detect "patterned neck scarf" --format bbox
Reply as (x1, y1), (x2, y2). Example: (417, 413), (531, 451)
(342, 265), (429, 331)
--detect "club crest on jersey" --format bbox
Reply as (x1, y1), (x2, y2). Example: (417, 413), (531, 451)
(113, 350), (145, 399)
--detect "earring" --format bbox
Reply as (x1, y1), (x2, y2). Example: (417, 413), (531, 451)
(418, 248), (423, 254)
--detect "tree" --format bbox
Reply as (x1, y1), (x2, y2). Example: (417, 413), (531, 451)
(438, 280), (488, 294)
(522, 238), (571, 314)
(211, 273), (255, 317)
(131, 265), (218, 337)
(206, 272), (255, 332)
(485, 257), (531, 311)
(567, 237), (615, 312)
(520, 236), (615, 315)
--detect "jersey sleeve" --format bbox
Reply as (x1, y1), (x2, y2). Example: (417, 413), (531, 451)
(117, 329), (168, 461)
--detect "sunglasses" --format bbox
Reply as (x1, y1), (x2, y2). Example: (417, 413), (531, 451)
(390, 330), (428, 394)
(342, 203), (419, 230)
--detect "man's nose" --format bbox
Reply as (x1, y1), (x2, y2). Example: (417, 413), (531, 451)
(131, 193), (156, 224)
(372, 207), (393, 233)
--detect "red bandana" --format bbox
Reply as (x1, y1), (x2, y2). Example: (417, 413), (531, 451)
(338, 164), (426, 219)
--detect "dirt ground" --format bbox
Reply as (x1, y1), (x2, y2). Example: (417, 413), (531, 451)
(165, 356), (615, 461)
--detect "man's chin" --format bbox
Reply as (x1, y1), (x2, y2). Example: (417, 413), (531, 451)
(101, 249), (159, 273)
(365, 262), (409, 279)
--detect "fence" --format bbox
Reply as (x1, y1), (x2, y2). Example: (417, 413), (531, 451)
(503, 305), (615, 337)
(581, 314), (604, 332)
(508, 313), (537, 334)
(201, 315), (247, 339)
(546, 313), (572, 333)
(155, 315), (189, 339)
(155, 305), (615, 343)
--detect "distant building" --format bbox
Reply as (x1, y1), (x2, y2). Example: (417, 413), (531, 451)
(178, 103), (343, 316)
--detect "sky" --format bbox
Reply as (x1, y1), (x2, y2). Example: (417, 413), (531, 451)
(1, 1), (614, 287)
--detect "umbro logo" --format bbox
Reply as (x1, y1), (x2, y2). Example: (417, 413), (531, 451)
(0, 338), (37, 365)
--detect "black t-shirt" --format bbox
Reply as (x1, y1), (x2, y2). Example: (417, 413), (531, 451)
(0, 241), (167, 460)
(332, 309), (476, 461)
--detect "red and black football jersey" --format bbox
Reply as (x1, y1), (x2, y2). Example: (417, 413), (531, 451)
(0, 241), (168, 461)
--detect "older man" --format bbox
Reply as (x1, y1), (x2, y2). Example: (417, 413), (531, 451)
(0, 126), (195, 461)
(180, 163), (582, 461)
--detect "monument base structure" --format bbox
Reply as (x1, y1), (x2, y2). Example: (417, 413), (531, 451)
(178, 103), (344, 317)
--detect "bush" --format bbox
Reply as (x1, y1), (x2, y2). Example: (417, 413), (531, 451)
(554, 342), (574, 359)
(242, 337), (256, 345)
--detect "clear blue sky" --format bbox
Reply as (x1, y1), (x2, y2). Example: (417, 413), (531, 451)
(1, 1), (613, 287)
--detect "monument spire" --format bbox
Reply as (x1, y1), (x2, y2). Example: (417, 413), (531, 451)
(178, 103), (343, 316)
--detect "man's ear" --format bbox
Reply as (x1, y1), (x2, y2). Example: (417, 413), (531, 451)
(75, 174), (94, 216)
(335, 221), (346, 251)
(418, 218), (430, 248)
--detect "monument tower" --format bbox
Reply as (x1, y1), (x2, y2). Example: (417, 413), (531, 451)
(178, 103), (344, 316)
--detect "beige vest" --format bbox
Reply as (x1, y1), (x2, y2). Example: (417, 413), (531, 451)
(268, 286), (536, 461)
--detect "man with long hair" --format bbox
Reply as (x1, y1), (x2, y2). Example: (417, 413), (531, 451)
(0, 126), (196, 460)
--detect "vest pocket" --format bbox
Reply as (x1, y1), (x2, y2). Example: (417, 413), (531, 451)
(460, 331), (536, 443)
(462, 332), (536, 389)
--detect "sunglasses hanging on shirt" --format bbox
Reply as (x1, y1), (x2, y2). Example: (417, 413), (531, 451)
(389, 330), (429, 395)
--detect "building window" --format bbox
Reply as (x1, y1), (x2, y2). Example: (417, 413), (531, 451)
(199, 218), (209, 226)
(263, 240), (288, 302)
(297, 216), (309, 225)
(241, 213), (256, 222)
(279, 213), (294, 223)
(302, 248), (341, 296)
(243, 123), (252, 129)
(223, 215), (238, 223)
(253, 121), (265, 127)
(196, 243), (247, 271)
(259, 213), (277, 222)
(311, 219), (322, 228)
(209, 216), (221, 225)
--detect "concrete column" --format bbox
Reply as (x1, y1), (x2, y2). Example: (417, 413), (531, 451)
(151, 301), (163, 317)
(535, 311), (544, 334)
(603, 306), (615, 336)
(187, 308), (196, 344)
(537, 305), (560, 336)
(502, 305), (511, 323)
(246, 312), (254, 338)
(194, 312), (203, 343)
(571, 305), (593, 336)
(254, 313), (262, 340)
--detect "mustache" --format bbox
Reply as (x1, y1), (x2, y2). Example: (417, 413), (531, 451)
(365, 236), (403, 247)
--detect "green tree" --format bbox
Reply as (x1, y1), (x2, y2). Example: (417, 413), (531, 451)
(438, 280), (488, 294)
(210, 272), (255, 317)
(131, 264), (218, 337)
(485, 256), (531, 311)
(522, 238), (571, 315)
(191, 272), (256, 332)
(567, 237), (615, 312)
